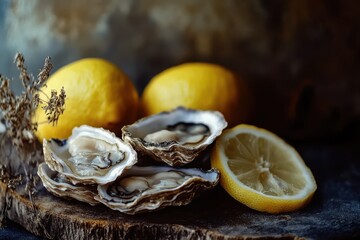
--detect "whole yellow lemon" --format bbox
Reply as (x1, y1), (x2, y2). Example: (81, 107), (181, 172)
(141, 63), (251, 126)
(34, 58), (139, 141)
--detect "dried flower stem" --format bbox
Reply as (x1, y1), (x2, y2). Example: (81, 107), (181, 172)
(0, 53), (66, 228)
(0, 53), (66, 194)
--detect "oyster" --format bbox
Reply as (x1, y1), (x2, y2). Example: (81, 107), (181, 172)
(43, 125), (137, 185)
(122, 107), (227, 166)
(96, 166), (219, 214)
(38, 163), (98, 206)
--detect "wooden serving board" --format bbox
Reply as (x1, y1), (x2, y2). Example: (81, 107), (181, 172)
(1, 142), (360, 239)
(1, 181), (297, 240)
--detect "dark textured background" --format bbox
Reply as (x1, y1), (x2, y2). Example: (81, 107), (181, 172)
(0, 0), (359, 239)
(0, 0), (359, 140)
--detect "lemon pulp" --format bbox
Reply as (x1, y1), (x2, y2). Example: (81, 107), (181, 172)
(211, 124), (317, 213)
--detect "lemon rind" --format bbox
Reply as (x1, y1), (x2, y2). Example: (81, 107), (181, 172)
(212, 124), (317, 213)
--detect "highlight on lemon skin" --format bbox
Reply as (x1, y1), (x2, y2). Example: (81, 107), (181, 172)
(33, 58), (139, 142)
(141, 62), (252, 127)
(211, 124), (317, 214)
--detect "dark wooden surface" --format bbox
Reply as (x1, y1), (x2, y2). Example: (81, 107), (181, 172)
(1, 141), (359, 240)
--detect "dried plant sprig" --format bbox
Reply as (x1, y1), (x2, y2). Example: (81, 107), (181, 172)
(41, 87), (66, 126)
(0, 54), (65, 228)
(0, 162), (23, 228)
(0, 164), (22, 190)
(0, 53), (66, 150)
(0, 53), (66, 194)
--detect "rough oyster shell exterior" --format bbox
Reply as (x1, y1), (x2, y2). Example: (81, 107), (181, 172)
(43, 125), (137, 185)
(122, 107), (227, 166)
(38, 122), (222, 214)
(96, 165), (219, 214)
(37, 163), (98, 206)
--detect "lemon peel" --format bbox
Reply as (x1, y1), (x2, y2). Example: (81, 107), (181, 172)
(34, 58), (139, 141)
(211, 124), (317, 213)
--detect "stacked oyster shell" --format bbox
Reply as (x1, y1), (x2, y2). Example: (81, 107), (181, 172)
(38, 107), (227, 214)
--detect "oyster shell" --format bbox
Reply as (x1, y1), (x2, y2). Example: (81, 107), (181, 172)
(37, 163), (98, 206)
(43, 125), (137, 185)
(122, 107), (227, 166)
(96, 166), (219, 214)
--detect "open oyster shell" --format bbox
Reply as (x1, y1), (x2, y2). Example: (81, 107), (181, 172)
(37, 163), (98, 206)
(96, 166), (219, 214)
(122, 107), (227, 166)
(43, 125), (137, 185)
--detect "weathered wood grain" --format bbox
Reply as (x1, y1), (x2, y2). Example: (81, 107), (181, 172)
(0, 182), (300, 240)
(1, 141), (360, 239)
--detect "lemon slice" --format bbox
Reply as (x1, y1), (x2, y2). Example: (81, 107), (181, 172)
(211, 124), (317, 213)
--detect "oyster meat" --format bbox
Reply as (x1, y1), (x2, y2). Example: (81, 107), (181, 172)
(96, 165), (219, 214)
(38, 163), (98, 206)
(38, 122), (223, 214)
(143, 122), (210, 146)
(43, 125), (137, 185)
(122, 107), (227, 166)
